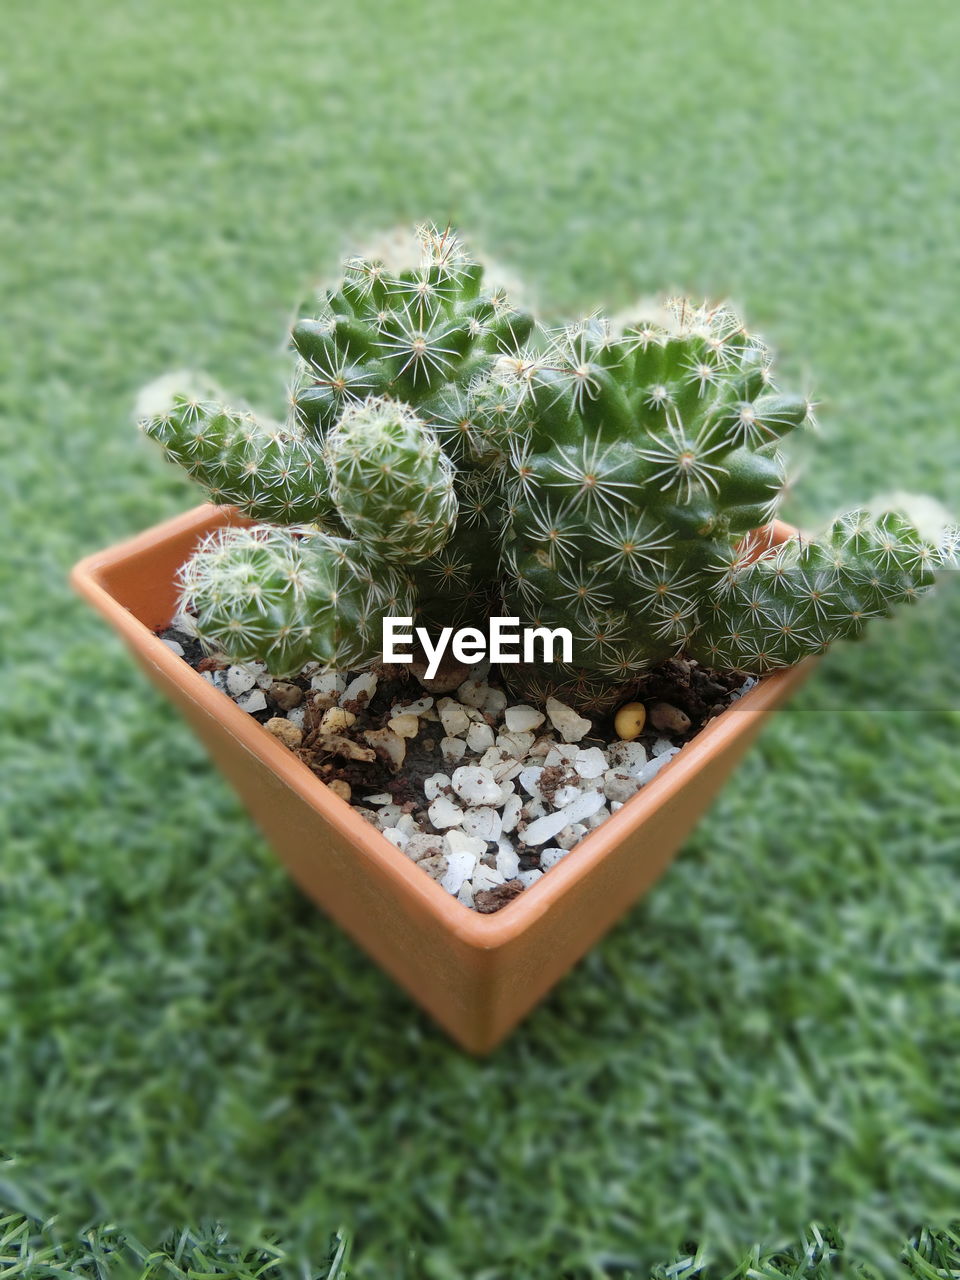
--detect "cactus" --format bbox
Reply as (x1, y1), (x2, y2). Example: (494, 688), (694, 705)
(324, 398), (458, 563)
(178, 525), (414, 675)
(483, 304), (956, 706)
(139, 227), (956, 700)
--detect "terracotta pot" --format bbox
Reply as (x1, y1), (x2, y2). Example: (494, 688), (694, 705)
(71, 504), (813, 1054)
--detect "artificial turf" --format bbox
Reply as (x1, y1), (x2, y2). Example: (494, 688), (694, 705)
(2, 0), (959, 1275)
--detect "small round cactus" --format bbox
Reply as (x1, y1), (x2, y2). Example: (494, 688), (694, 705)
(139, 226), (956, 703)
(324, 398), (458, 564)
(178, 524), (413, 676)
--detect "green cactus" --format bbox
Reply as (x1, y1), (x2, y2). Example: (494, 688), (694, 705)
(139, 227), (956, 705)
(178, 525), (413, 676)
(324, 397), (457, 563)
(477, 305), (958, 707)
(140, 376), (333, 525)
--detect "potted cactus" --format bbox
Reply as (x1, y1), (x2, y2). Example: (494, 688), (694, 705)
(73, 225), (955, 1052)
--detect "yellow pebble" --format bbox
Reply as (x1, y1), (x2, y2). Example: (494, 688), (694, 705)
(614, 701), (647, 741)
(264, 717), (303, 749)
(328, 779), (352, 802)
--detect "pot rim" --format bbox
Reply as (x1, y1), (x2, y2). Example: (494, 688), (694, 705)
(71, 503), (809, 951)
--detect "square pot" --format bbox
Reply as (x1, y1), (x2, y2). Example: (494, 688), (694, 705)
(72, 504), (813, 1054)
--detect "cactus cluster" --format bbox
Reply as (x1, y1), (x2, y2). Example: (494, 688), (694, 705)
(140, 225), (955, 709)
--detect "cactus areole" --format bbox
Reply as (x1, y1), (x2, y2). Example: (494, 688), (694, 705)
(140, 224), (956, 711)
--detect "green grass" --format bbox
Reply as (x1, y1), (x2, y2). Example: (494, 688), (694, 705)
(2, 1217), (960, 1280)
(2, 0), (960, 1274)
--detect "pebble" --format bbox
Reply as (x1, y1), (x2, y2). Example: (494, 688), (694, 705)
(227, 664), (258, 696)
(190, 643), (734, 914)
(603, 770), (640, 803)
(635, 753), (678, 784)
(161, 638), (185, 657)
(373, 803), (404, 828)
(270, 681), (303, 710)
(556, 822), (587, 850)
(438, 697), (472, 737)
(574, 747), (607, 779)
(441, 849), (481, 895)
(440, 736), (467, 765)
(451, 766), (502, 806)
(362, 727), (406, 769)
(730, 676), (758, 701)
(504, 704), (546, 733)
(412, 655), (472, 693)
(472, 862), (506, 892)
(650, 701), (692, 733)
(553, 784), (582, 807)
(520, 789), (606, 846)
(497, 730), (535, 758)
(404, 833), (445, 863)
(170, 611), (199, 637)
(466, 721), (495, 753)
(323, 734), (375, 762)
(457, 679), (490, 709)
(342, 672), (377, 705)
(310, 672), (345, 707)
(387, 713), (420, 738)
(483, 688), (508, 716)
(392, 696), (433, 717)
(461, 806), (502, 843)
(320, 707), (356, 734)
(235, 689), (267, 714)
(418, 854), (448, 881)
(496, 844), (520, 879)
(428, 795), (464, 829)
(606, 740), (647, 772)
(545, 697), (592, 743)
(518, 765), (545, 798)
(500, 793), (523, 834)
(445, 830), (487, 859)
(264, 717), (303, 749)
(457, 881), (476, 908)
(613, 701), (647, 741)
(423, 773), (451, 801)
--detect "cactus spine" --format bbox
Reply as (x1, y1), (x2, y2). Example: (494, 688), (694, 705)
(139, 227), (955, 700)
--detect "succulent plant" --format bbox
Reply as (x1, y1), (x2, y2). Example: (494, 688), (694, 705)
(140, 225), (956, 708)
(480, 306), (956, 705)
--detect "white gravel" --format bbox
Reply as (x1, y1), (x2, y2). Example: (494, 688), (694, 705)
(451, 766), (502, 806)
(504, 704), (546, 733)
(428, 795), (464, 829)
(545, 697), (592, 743)
(227, 664), (258, 696)
(194, 631), (754, 914)
(520, 789), (606, 846)
(235, 688), (267, 714)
